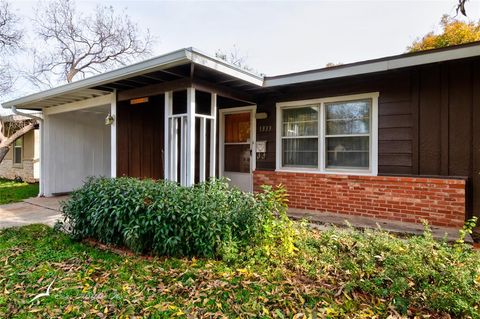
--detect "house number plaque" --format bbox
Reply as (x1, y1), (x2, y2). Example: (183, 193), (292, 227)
(258, 125), (272, 133)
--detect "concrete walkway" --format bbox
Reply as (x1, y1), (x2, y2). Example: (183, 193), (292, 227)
(0, 196), (67, 229)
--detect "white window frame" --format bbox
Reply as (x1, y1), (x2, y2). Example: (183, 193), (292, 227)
(276, 92), (379, 176)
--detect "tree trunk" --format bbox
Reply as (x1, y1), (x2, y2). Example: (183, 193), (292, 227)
(0, 146), (9, 163)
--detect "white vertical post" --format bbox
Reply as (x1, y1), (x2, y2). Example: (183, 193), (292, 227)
(180, 117), (185, 185)
(172, 118), (178, 182)
(164, 92), (172, 180)
(42, 114), (51, 196)
(110, 91), (117, 178)
(199, 117), (206, 182)
(38, 119), (44, 196)
(186, 87), (196, 186)
(210, 93), (217, 178)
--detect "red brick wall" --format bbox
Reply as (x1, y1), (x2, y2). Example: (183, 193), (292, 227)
(254, 170), (466, 228)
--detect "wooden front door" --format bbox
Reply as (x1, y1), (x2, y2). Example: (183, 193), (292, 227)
(221, 108), (255, 192)
(116, 94), (164, 179)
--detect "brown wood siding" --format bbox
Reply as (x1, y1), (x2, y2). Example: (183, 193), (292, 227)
(256, 57), (480, 217)
(117, 94), (164, 179)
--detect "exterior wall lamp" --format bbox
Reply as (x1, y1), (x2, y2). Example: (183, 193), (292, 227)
(105, 114), (115, 126)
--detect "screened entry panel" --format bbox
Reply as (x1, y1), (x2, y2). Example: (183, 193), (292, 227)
(222, 111), (254, 192)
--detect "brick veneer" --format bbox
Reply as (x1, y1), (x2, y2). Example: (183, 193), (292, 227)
(253, 170), (466, 228)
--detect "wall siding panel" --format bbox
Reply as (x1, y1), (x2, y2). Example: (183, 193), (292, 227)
(418, 65), (442, 175)
(117, 94), (164, 179)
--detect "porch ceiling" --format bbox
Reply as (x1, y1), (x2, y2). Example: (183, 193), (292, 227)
(16, 89), (112, 110)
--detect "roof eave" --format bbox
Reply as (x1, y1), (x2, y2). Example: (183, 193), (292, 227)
(2, 48), (191, 109)
(264, 43), (480, 87)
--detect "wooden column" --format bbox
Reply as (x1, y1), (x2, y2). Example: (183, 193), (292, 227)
(210, 93), (217, 178)
(186, 88), (196, 186)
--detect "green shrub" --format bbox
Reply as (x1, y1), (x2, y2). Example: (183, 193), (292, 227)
(295, 223), (480, 317)
(61, 177), (294, 260)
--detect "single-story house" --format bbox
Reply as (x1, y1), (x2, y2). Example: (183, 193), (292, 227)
(0, 114), (40, 183)
(3, 42), (480, 228)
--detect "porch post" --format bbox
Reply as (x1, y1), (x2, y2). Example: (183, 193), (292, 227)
(186, 87), (196, 186)
(110, 91), (117, 178)
(38, 119), (44, 196)
(164, 91), (172, 180)
(210, 93), (217, 178)
(199, 117), (206, 182)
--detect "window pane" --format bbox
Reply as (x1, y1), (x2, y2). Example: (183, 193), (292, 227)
(282, 106), (318, 137)
(224, 144), (250, 173)
(225, 113), (250, 143)
(282, 138), (318, 167)
(14, 147), (22, 164)
(326, 136), (369, 168)
(326, 100), (370, 135)
(14, 138), (22, 147)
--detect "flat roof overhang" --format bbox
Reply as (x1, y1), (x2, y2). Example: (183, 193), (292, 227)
(3, 41), (480, 110)
(263, 41), (480, 87)
(2, 48), (264, 110)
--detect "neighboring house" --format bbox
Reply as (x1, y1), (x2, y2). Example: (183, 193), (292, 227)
(3, 42), (480, 229)
(0, 114), (40, 183)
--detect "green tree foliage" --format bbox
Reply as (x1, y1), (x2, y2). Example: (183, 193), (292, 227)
(408, 15), (480, 52)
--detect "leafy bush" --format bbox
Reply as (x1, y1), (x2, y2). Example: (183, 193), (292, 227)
(294, 223), (480, 317)
(61, 177), (294, 259)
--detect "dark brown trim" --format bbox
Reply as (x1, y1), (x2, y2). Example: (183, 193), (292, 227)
(192, 78), (256, 104)
(117, 78), (192, 101)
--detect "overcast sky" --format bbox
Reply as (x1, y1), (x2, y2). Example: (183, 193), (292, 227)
(4, 0), (480, 102)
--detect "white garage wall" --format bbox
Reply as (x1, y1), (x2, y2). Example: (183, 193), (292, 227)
(43, 109), (111, 195)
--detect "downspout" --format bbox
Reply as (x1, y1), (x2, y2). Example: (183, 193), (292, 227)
(11, 106), (45, 197)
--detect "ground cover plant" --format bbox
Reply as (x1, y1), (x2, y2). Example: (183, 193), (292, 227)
(0, 178), (39, 205)
(0, 177), (479, 318)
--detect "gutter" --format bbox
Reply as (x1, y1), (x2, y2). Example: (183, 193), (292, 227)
(11, 106), (45, 197)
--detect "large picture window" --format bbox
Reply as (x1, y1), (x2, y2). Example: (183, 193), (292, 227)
(276, 93), (378, 174)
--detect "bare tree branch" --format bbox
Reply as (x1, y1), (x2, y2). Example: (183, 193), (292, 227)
(29, 0), (152, 86)
(0, 0), (22, 95)
(215, 45), (254, 72)
(456, 0), (468, 17)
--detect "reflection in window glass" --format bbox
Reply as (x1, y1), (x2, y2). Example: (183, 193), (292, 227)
(326, 136), (369, 168)
(282, 106), (318, 137)
(281, 106), (319, 167)
(325, 99), (370, 169)
(282, 138), (318, 167)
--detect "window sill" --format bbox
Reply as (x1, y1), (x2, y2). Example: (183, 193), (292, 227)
(275, 167), (376, 176)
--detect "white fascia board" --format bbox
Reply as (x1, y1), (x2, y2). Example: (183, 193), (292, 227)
(187, 49), (264, 86)
(2, 49), (190, 109)
(43, 94), (113, 115)
(265, 44), (480, 87)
